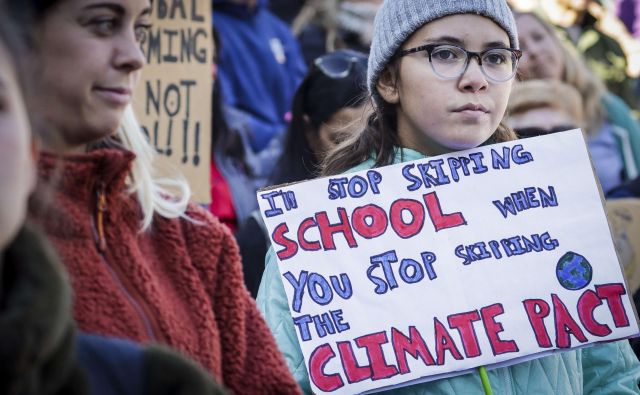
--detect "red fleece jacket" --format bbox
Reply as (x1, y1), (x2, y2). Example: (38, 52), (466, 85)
(30, 148), (300, 395)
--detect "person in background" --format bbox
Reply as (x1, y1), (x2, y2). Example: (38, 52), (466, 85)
(0, 6), (227, 395)
(292, 0), (382, 65)
(269, 0), (306, 25)
(237, 49), (369, 297)
(516, 11), (640, 194)
(7, 0), (301, 393)
(210, 27), (281, 232)
(258, 0), (640, 393)
(213, 0), (307, 152)
(507, 79), (584, 138)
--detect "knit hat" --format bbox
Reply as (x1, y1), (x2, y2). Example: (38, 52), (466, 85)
(367, 0), (519, 97)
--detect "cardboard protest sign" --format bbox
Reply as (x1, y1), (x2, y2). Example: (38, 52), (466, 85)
(607, 198), (640, 294)
(134, 0), (212, 203)
(257, 130), (640, 394)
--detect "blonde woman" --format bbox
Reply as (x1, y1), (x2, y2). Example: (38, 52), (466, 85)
(516, 11), (640, 193)
(12, 0), (300, 393)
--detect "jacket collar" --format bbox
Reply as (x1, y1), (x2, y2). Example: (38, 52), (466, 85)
(37, 148), (136, 203)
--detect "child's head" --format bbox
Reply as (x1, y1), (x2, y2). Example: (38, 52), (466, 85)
(0, 9), (37, 250)
(298, 49), (369, 158)
(323, 0), (520, 175)
(507, 79), (584, 138)
(273, 49), (370, 184)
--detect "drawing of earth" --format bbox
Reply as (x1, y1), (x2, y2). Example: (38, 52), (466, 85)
(556, 252), (593, 290)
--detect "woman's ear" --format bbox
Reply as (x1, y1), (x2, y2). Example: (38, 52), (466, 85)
(376, 67), (400, 104)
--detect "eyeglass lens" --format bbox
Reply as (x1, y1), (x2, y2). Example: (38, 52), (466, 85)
(430, 45), (517, 82)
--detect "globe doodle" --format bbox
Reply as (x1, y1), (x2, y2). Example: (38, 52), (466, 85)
(556, 252), (593, 290)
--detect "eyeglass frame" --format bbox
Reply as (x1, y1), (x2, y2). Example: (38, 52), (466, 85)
(314, 51), (368, 79)
(394, 44), (522, 83)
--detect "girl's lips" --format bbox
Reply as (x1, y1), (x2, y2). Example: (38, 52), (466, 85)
(94, 87), (132, 106)
(452, 104), (489, 113)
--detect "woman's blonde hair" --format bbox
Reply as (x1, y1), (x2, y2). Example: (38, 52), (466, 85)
(517, 12), (606, 136)
(117, 106), (191, 231)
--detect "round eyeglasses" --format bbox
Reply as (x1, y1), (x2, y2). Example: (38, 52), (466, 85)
(395, 44), (522, 83)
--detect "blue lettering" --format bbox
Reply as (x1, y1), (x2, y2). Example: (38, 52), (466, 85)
(284, 271), (308, 313)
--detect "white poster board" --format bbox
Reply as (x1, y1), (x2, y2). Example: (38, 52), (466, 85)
(257, 130), (640, 394)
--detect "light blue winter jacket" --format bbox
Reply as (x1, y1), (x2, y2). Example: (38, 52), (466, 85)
(257, 147), (640, 395)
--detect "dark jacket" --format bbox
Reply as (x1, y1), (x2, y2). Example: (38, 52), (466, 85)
(1, 224), (227, 395)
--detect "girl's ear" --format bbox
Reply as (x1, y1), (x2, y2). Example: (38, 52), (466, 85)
(376, 67), (400, 104)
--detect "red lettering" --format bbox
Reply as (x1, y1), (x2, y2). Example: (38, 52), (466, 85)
(352, 204), (388, 239)
(389, 199), (425, 238)
(448, 310), (482, 358)
(298, 218), (321, 251)
(552, 294), (587, 348)
(434, 318), (463, 365)
(316, 208), (358, 250)
(577, 289), (611, 337)
(272, 223), (298, 260)
(523, 299), (552, 348)
(596, 284), (630, 328)
(423, 192), (466, 232)
(481, 304), (519, 355)
(355, 332), (399, 380)
(337, 341), (372, 384)
(309, 344), (343, 392)
(391, 326), (435, 374)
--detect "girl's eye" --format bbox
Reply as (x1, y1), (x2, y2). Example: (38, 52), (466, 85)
(485, 52), (507, 65)
(432, 48), (460, 62)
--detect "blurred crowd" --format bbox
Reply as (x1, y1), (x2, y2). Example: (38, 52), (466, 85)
(3, 0), (640, 394)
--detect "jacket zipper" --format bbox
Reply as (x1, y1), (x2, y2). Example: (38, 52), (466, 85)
(92, 182), (165, 343)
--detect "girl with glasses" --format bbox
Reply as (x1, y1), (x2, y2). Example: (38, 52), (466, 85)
(257, 0), (640, 393)
(6, 0), (300, 393)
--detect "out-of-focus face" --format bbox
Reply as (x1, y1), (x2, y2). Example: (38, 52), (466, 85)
(380, 14), (513, 156)
(0, 42), (35, 250)
(515, 14), (565, 80)
(313, 104), (369, 159)
(32, 0), (151, 152)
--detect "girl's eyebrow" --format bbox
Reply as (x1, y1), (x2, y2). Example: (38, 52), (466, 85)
(423, 36), (509, 49)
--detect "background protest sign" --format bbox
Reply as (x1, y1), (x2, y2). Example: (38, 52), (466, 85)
(133, 0), (212, 203)
(258, 130), (640, 394)
(607, 198), (640, 294)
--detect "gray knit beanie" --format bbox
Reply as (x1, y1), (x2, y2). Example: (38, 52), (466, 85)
(367, 0), (519, 97)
